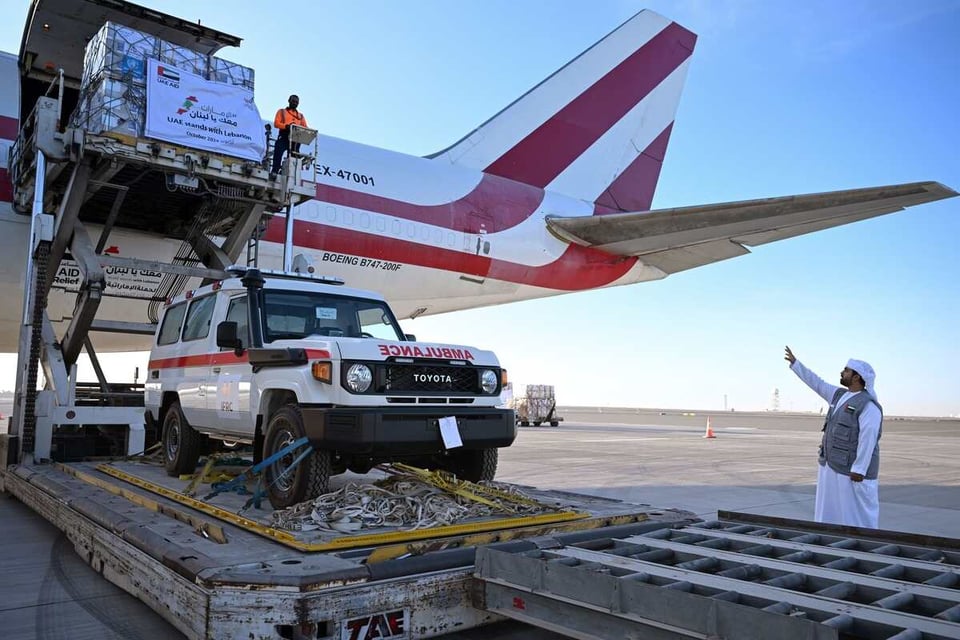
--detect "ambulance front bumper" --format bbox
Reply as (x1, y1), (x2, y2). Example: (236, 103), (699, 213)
(299, 406), (516, 454)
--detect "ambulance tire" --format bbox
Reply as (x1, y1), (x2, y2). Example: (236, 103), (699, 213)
(162, 400), (202, 476)
(263, 404), (330, 509)
(550, 421), (559, 427)
(452, 448), (498, 482)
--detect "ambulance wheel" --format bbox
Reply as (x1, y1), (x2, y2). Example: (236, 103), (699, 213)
(263, 404), (330, 509)
(451, 448), (498, 482)
(520, 420), (529, 427)
(550, 421), (559, 427)
(162, 400), (202, 476)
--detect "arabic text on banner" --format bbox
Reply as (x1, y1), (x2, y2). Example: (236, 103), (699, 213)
(145, 59), (265, 162)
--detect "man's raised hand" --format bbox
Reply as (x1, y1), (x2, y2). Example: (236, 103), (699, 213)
(784, 346), (796, 365)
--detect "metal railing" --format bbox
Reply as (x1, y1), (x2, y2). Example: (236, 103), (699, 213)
(7, 68), (64, 190)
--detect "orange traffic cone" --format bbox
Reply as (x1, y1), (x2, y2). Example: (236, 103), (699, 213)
(702, 417), (716, 439)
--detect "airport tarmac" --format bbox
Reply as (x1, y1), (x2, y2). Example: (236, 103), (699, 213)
(1, 408), (957, 639)
(506, 407), (960, 537)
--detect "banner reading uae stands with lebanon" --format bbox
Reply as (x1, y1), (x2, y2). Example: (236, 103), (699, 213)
(145, 59), (266, 162)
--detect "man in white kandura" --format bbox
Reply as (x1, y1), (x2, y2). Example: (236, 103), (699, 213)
(784, 346), (882, 529)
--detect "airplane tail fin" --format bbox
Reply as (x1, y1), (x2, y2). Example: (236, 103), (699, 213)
(430, 10), (696, 213)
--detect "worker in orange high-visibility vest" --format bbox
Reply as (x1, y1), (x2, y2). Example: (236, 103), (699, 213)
(270, 94), (308, 178)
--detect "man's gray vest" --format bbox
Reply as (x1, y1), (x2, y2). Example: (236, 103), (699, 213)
(819, 388), (882, 479)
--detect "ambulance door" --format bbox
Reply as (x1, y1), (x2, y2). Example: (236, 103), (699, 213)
(177, 294), (219, 426)
(210, 295), (253, 435)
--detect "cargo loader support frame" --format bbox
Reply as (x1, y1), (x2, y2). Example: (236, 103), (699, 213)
(5, 85), (318, 466)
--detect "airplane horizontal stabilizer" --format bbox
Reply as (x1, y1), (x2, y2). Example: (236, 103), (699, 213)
(546, 181), (957, 273)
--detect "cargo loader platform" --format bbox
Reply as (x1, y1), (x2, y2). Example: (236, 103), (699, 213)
(5, 460), (960, 640)
(1, 460), (695, 639)
(10, 96), (315, 242)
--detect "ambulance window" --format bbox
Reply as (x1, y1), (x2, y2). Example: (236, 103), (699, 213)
(182, 295), (218, 342)
(224, 296), (250, 347)
(357, 306), (401, 340)
(157, 303), (188, 345)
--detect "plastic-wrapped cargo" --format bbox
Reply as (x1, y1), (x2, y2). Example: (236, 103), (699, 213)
(159, 41), (207, 78)
(513, 384), (560, 426)
(524, 384), (554, 399)
(72, 22), (157, 136)
(72, 77), (145, 137)
(80, 22), (159, 89)
(209, 57), (255, 93)
(71, 21), (257, 138)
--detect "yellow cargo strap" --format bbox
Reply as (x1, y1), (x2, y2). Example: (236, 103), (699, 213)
(386, 463), (559, 514)
(179, 453), (245, 497)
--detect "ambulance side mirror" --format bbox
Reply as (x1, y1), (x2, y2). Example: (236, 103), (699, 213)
(217, 321), (244, 356)
(404, 333), (416, 342)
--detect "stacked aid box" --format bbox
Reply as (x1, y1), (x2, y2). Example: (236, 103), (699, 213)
(71, 22), (256, 137)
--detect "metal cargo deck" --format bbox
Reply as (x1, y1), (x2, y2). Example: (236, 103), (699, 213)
(1, 459), (695, 639)
(476, 511), (960, 640)
(4, 458), (960, 639)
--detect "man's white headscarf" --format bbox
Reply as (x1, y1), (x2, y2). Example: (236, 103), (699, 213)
(847, 358), (877, 401)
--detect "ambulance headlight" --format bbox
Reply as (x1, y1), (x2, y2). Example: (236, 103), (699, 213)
(480, 369), (498, 394)
(345, 364), (373, 393)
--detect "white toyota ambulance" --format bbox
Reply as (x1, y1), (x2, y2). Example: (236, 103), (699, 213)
(144, 268), (515, 507)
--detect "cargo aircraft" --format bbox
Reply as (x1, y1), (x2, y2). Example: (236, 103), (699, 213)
(0, 2), (955, 352)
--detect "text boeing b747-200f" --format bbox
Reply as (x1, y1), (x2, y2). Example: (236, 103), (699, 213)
(0, 7), (955, 352)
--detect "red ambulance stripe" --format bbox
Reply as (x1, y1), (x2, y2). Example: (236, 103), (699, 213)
(149, 349), (331, 370)
(148, 353), (245, 370)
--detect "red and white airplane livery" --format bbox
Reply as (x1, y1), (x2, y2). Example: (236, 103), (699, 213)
(0, 7), (955, 352)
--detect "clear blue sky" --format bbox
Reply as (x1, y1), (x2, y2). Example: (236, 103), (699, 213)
(2, 1), (958, 416)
